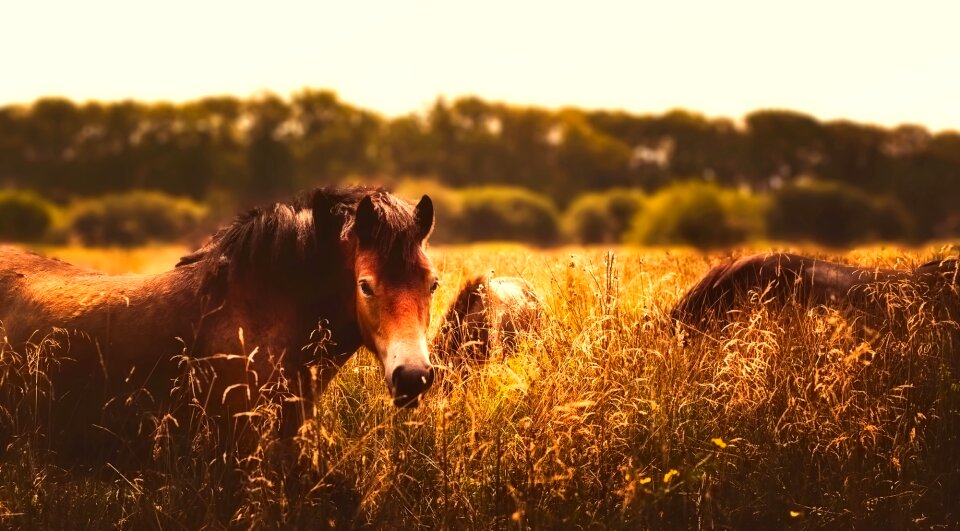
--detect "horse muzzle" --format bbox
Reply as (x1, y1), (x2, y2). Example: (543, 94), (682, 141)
(391, 364), (435, 408)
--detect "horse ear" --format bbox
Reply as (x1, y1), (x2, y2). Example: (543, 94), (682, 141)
(355, 195), (377, 245)
(312, 189), (344, 245)
(414, 195), (434, 241)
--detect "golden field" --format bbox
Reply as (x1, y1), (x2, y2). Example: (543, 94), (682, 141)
(1, 243), (959, 529)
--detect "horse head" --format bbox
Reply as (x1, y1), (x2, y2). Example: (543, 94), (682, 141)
(318, 190), (438, 407)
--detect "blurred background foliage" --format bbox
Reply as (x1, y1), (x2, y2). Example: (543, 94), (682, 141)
(0, 90), (958, 248)
(625, 181), (767, 248)
(67, 191), (207, 247)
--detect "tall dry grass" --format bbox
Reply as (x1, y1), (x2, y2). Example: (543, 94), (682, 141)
(1, 245), (958, 529)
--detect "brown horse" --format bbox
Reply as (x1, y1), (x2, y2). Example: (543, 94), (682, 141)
(434, 275), (543, 366)
(0, 185), (438, 462)
(671, 252), (960, 330)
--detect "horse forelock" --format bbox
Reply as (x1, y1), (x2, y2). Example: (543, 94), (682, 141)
(339, 190), (428, 276)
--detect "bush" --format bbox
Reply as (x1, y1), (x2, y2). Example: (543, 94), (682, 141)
(453, 186), (560, 244)
(564, 189), (645, 244)
(68, 191), (208, 246)
(0, 190), (58, 242)
(769, 179), (914, 246)
(626, 181), (767, 248)
(392, 178), (465, 244)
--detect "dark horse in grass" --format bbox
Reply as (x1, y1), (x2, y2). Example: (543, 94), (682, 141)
(671, 252), (960, 331)
(0, 185), (439, 462)
(433, 275), (543, 367)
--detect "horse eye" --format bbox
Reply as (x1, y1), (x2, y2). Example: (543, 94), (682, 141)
(430, 280), (440, 294)
(358, 280), (374, 297)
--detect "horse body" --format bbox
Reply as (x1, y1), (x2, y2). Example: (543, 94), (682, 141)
(0, 250), (200, 459)
(0, 186), (437, 462)
(435, 275), (543, 366)
(1, 249), (199, 354)
(671, 252), (960, 330)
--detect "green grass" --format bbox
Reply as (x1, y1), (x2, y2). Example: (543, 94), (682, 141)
(1, 244), (959, 529)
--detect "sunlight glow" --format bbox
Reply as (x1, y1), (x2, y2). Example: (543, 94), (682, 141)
(2, 0), (958, 130)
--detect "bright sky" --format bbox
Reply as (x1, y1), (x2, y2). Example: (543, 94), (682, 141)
(2, 0), (959, 131)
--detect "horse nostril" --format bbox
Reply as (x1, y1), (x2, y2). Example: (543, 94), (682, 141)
(392, 365), (434, 405)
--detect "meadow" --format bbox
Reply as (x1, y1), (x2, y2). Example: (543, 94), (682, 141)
(1, 243), (958, 529)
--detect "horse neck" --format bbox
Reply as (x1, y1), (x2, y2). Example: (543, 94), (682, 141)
(213, 241), (362, 372)
(141, 262), (223, 330)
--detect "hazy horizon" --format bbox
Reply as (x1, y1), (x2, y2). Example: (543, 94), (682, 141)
(3, 0), (959, 131)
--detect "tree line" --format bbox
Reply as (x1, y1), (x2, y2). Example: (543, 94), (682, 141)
(0, 89), (958, 240)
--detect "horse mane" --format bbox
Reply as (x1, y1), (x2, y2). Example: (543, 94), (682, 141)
(670, 253), (811, 326)
(337, 188), (426, 274)
(669, 258), (741, 326)
(177, 185), (424, 293)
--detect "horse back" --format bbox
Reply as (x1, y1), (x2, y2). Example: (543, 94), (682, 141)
(672, 252), (958, 329)
(0, 247), (194, 346)
(670, 253), (814, 326)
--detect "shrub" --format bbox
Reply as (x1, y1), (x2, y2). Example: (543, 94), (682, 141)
(392, 178), (465, 244)
(68, 191), (208, 246)
(454, 186), (560, 244)
(564, 189), (645, 244)
(626, 181), (767, 248)
(769, 179), (914, 246)
(0, 190), (58, 242)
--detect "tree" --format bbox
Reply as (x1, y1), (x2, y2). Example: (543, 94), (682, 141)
(819, 120), (887, 187)
(555, 111), (632, 201)
(745, 110), (826, 187)
(0, 106), (26, 186)
(244, 94), (295, 200)
(291, 89), (383, 186)
(21, 97), (85, 197)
